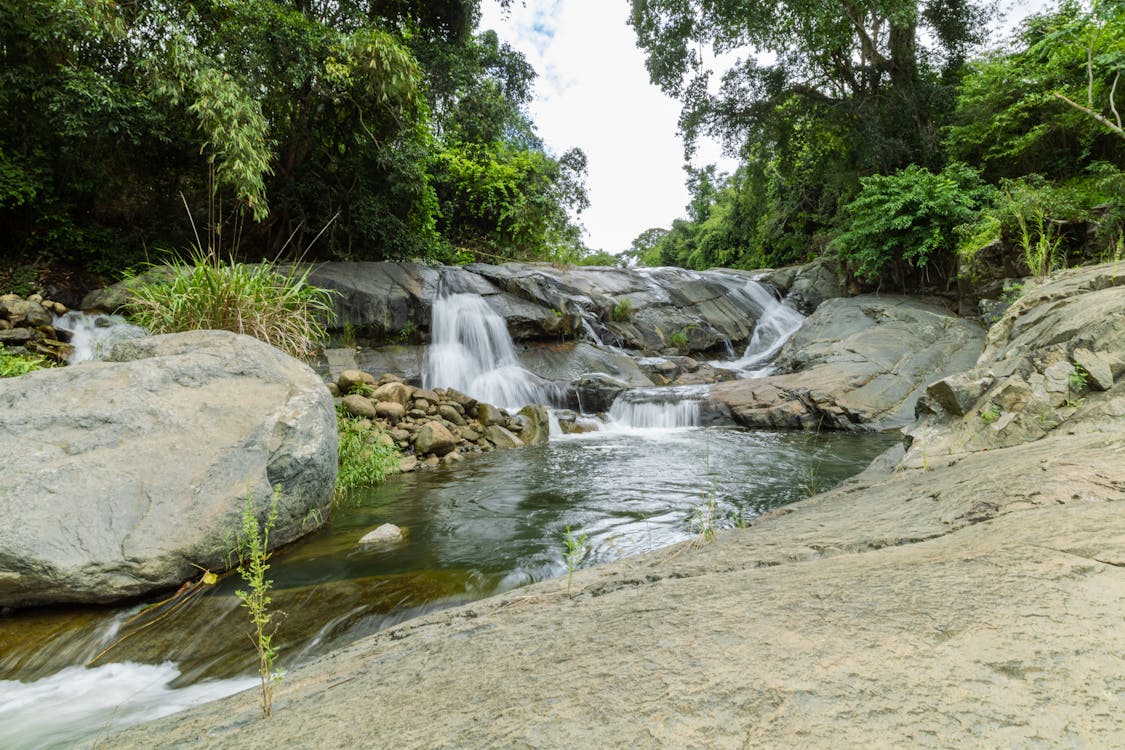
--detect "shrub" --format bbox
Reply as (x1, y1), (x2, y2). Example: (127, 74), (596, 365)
(0, 347), (47, 378)
(125, 248), (335, 358)
(336, 410), (401, 495)
(832, 163), (993, 288)
(610, 298), (634, 322)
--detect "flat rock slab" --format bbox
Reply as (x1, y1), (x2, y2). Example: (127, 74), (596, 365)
(0, 331), (337, 608)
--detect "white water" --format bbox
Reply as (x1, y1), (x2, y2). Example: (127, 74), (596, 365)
(53, 311), (146, 364)
(423, 293), (554, 409)
(711, 276), (805, 375)
(606, 386), (707, 430)
(0, 662), (254, 750)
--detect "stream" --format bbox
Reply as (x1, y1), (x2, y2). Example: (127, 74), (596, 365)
(2, 276), (896, 749)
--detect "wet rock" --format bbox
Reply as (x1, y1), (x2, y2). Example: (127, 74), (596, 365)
(516, 404), (551, 446)
(483, 424), (524, 449)
(477, 402), (506, 426)
(399, 455), (419, 473)
(573, 373), (629, 414)
(438, 404), (465, 425)
(359, 523), (404, 546)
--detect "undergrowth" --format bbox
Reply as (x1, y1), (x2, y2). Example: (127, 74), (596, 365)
(125, 247), (335, 358)
(0, 347), (48, 378)
(336, 409), (401, 496)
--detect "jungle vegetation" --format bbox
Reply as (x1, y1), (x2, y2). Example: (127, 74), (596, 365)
(627, 0), (1125, 290)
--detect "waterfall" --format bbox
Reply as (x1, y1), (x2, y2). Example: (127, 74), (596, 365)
(53, 311), (146, 364)
(606, 386), (706, 429)
(423, 293), (554, 410)
(712, 276), (804, 374)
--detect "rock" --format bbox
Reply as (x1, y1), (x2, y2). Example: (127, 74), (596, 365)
(438, 404), (465, 425)
(0, 328), (32, 344)
(414, 421), (457, 456)
(0, 298), (51, 327)
(758, 255), (842, 314)
(924, 372), (995, 417)
(477, 402), (506, 426)
(458, 426), (482, 442)
(358, 523), (404, 546)
(0, 330), (337, 608)
(1073, 348), (1113, 391)
(516, 404), (551, 445)
(372, 381), (414, 407)
(399, 455), (419, 473)
(375, 401), (406, 422)
(711, 296), (986, 430)
(483, 424), (524, 449)
(340, 394), (378, 419)
(573, 373), (629, 414)
(337, 369), (376, 393)
(441, 451), (464, 465)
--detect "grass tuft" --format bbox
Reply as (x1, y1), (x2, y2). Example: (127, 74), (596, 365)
(125, 248), (335, 358)
(336, 409), (401, 497)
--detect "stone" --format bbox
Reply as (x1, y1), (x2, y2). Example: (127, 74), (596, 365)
(414, 421), (457, 456)
(340, 394), (378, 419)
(375, 401), (406, 422)
(1073, 348), (1113, 391)
(0, 298), (51, 327)
(358, 523), (404, 546)
(477, 402), (506, 426)
(441, 451), (464, 465)
(0, 328), (32, 344)
(0, 330), (337, 608)
(483, 424), (524, 449)
(925, 373), (995, 417)
(438, 404), (465, 425)
(458, 426), (482, 442)
(399, 455), (419, 473)
(573, 373), (629, 414)
(372, 381), (414, 407)
(337, 369), (376, 393)
(516, 404), (551, 445)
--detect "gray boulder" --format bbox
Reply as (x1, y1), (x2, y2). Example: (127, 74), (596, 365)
(710, 296), (985, 430)
(0, 330), (338, 609)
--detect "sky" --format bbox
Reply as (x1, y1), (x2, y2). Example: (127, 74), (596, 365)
(477, 1), (1053, 254)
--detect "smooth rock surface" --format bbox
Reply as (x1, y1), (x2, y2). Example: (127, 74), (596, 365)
(710, 295), (985, 430)
(0, 331), (338, 608)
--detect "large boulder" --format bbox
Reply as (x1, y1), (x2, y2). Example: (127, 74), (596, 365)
(0, 330), (338, 608)
(710, 296), (985, 430)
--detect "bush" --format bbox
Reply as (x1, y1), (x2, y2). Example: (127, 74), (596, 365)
(336, 410), (401, 495)
(0, 347), (48, 378)
(125, 249), (335, 357)
(832, 163), (993, 288)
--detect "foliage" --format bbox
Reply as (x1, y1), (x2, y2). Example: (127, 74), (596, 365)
(610, 298), (634, 322)
(234, 487), (283, 718)
(980, 403), (1001, 424)
(832, 163), (993, 286)
(0, 346), (48, 378)
(0, 0), (585, 273)
(125, 249), (335, 358)
(336, 411), (402, 495)
(668, 329), (690, 349)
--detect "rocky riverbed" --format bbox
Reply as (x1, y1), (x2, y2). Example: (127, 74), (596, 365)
(98, 263), (1125, 747)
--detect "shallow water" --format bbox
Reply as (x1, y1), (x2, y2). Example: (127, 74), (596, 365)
(0, 426), (894, 748)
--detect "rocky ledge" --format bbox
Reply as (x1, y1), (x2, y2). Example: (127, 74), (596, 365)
(100, 265), (1125, 747)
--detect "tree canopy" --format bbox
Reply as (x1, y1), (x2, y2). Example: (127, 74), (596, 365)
(0, 0), (591, 279)
(629, 0), (1125, 291)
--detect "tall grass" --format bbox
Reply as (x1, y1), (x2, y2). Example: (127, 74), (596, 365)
(126, 248), (335, 358)
(336, 409), (401, 497)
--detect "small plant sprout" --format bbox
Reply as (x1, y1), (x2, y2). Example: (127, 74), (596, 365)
(563, 525), (590, 597)
(235, 486), (285, 717)
(980, 403), (1002, 424)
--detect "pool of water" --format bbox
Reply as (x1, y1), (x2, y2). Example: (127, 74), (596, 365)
(0, 426), (894, 748)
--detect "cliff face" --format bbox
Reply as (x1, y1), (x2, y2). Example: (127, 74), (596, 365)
(100, 265), (1125, 747)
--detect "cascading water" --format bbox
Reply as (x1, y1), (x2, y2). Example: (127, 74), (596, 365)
(423, 293), (554, 410)
(711, 276), (805, 375)
(606, 386), (707, 429)
(53, 311), (146, 364)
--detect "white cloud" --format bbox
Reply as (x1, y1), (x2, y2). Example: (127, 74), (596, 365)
(478, 1), (737, 253)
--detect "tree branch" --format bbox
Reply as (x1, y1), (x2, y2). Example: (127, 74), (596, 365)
(1054, 90), (1125, 140)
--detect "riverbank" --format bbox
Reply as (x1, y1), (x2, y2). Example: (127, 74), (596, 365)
(101, 263), (1125, 747)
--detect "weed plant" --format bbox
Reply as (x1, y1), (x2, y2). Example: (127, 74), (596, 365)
(0, 347), (47, 378)
(336, 410), (401, 496)
(563, 525), (589, 596)
(1017, 209), (1064, 278)
(235, 488), (284, 717)
(610, 298), (634, 322)
(125, 247), (335, 358)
